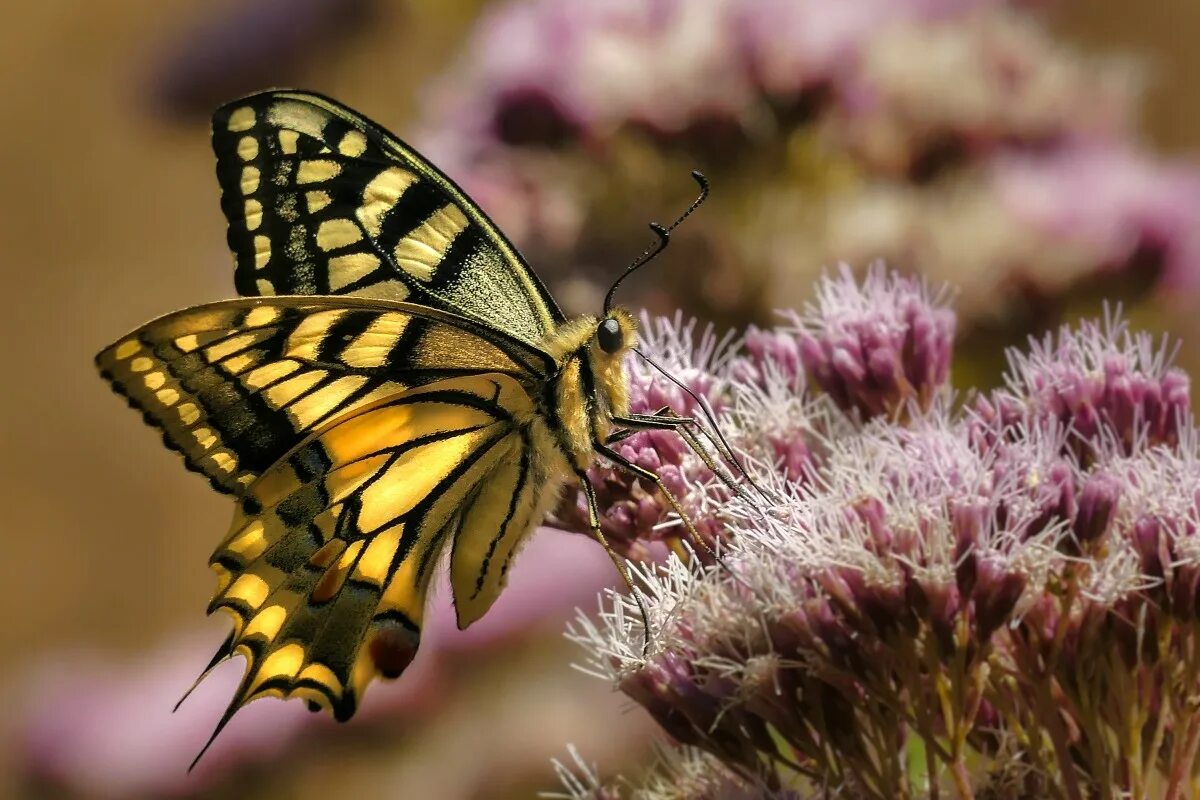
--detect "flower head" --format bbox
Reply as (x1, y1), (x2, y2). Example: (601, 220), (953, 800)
(977, 308), (1191, 455)
(792, 263), (956, 419)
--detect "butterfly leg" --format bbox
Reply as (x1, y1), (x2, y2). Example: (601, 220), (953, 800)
(575, 468), (653, 657)
(602, 407), (681, 445)
(591, 441), (720, 561)
(594, 441), (765, 600)
(604, 427), (639, 445)
(609, 411), (762, 502)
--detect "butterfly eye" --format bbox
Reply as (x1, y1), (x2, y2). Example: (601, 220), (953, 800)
(597, 317), (624, 354)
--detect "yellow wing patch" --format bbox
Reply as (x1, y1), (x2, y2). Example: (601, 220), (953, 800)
(449, 441), (566, 628)
(392, 204), (470, 282)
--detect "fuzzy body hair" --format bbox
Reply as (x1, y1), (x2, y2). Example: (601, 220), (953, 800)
(539, 309), (638, 468)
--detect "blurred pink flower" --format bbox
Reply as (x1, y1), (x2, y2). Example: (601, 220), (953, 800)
(423, 0), (755, 151)
(995, 144), (1200, 294)
(737, 0), (888, 100)
(832, 9), (1134, 177)
(427, 0), (1092, 158)
(416, 0), (1190, 328)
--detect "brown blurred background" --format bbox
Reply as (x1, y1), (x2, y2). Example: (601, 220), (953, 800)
(2, 1), (1198, 797)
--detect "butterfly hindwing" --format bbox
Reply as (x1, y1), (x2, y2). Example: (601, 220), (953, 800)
(96, 297), (551, 494)
(450, 436), (565, 628)
(212, 90), (565, 347)
(202, 373), (548, 736)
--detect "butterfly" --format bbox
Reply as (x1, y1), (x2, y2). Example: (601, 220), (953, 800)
(96, 90), (739, 765)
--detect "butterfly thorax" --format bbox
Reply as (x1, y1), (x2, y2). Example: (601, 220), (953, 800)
(539, 309), (637, 469)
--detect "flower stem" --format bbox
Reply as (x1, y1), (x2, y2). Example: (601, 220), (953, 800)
(1165, 714), (1200, 800)
(950, 758), (975, 800)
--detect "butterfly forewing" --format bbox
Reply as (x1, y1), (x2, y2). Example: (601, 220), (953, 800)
(96, 297), (550, 494)
(206, 373), (541, 729)
(212, 90), (564, 347)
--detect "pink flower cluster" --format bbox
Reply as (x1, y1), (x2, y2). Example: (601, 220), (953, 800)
(564, 266), (1200, 798)
(427, 0), (1106, 161)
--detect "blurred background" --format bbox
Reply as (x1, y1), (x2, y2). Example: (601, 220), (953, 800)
(3, 1), (1199, 797)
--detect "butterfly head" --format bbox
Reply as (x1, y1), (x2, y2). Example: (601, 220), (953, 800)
(584, 308), (638, 425)
(543, 308), (636, 371)
(594, 309), (637, 358)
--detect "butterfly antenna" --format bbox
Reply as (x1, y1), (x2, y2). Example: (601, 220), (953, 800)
(663, 171), (710, 234)
(603, 171), (710, 314)
(633, 347), (773, 505)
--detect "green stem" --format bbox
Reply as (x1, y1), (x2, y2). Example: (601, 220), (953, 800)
(1165, 620), (1200, 800)
(1043, 573), (1085, 800)
(1037, 676), (1085, 800)
(950, 758), (975, 800)
(1165, 715), (1200, 800)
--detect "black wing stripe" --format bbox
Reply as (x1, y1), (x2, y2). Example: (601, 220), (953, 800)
(370, 178), (450, 258)
(425, 224), (484, 293)
(314, 306), (375, 361)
